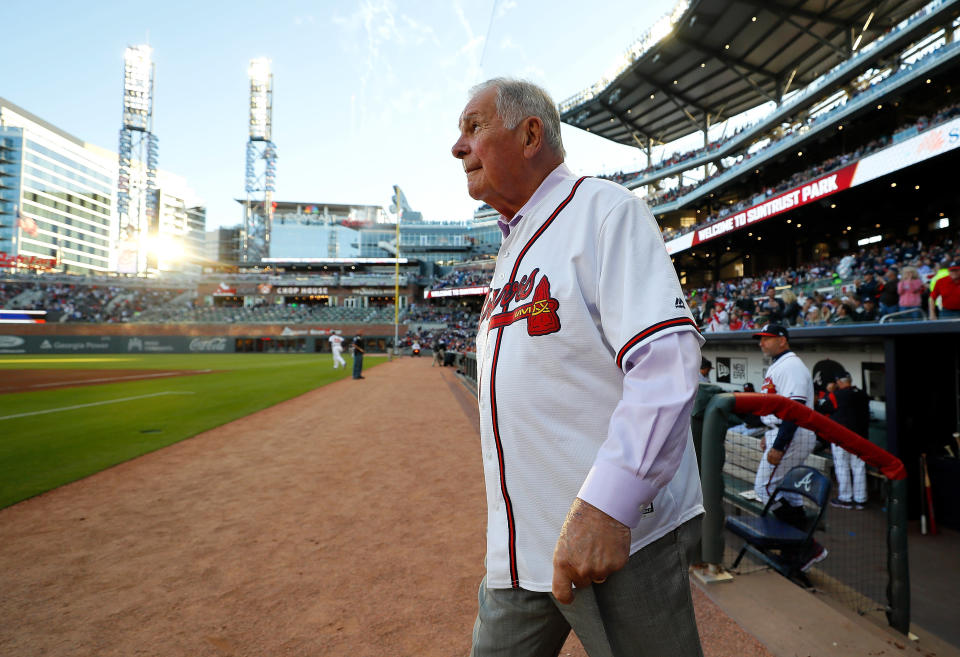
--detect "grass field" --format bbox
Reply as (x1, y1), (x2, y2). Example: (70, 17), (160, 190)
(0, 353), (386, 509)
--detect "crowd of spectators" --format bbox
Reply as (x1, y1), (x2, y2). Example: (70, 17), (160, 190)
(688, 232), (960, 332)
(0, 280), (185, 322)
(429, 269), (492, 290)
(399, 303), (479, 353)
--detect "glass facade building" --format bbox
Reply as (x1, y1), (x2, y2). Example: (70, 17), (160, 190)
(1, 98), (115, 274)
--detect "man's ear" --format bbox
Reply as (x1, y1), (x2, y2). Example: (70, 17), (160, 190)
(521, 116), (544, 159)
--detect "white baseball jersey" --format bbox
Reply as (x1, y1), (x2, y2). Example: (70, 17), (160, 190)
(329, 334), (344, 351)
(476, 170), (704, 591)
(754, 350), (816, 504)
(758, 350), (814, 421)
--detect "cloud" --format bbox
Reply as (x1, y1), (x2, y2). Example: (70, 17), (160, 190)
(401, 15), (440, 46)
(495, 0), (517, 19)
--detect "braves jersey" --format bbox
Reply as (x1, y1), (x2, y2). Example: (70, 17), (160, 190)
(759, 350), (815, 431)
(329, 335), (344, 350)
(476, 170), (704, 591)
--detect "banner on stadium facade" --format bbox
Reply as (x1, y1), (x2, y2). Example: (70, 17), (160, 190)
(851, 115), (960, 187)
(0, 310), (47, 323)
(0, 251), (58, 270)
(0, 336), (238, 354)
(666, 163), (858, 254)
(0, 335), (27, 353)
(274, 286), (329, 295)
(280, 327), (335, 336)
(424, 286), (490, 299)
(664, 115), (960, 256)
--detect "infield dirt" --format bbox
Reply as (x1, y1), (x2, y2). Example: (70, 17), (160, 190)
(0, 357), (772, 656)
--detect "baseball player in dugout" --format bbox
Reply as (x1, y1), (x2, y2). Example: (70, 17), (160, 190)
(752, 323), (828, 571)
(453, 77), (706, 657)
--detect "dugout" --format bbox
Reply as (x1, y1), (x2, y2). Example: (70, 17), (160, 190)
(703, 321), (960, 526)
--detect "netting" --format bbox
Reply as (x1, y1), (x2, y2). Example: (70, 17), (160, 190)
(721, 419), (893, 616)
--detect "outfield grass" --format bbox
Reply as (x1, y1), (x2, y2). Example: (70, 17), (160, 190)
(0, 353), (386, 509)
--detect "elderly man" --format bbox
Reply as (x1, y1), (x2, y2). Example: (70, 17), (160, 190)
(453, 77), (704, 657)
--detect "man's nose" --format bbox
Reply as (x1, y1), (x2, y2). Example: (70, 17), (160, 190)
(452, 135), (468, 159)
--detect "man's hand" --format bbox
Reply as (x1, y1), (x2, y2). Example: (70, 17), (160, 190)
(551, 498), (631, 605)
(767, 448), (784, 465)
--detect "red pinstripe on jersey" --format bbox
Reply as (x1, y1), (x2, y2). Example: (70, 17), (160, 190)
(487, 176), (587, 588)
(616, 317), (699, 370)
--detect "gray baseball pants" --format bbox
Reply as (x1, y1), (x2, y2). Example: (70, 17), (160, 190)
(469, 516), (703, 657)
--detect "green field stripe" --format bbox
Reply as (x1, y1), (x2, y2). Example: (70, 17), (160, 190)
(0, 391), (196, 421)
(0, 353), (387, 509)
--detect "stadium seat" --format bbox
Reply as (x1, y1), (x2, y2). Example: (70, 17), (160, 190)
(726, 465), (831, 584)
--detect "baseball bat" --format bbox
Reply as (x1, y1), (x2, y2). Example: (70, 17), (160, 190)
(919, 455), (928, 535)
(953, 433), (960, 458)
(921, 453), (937, 535)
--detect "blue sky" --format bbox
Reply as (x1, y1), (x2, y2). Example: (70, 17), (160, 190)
(3, 0), (676, 228)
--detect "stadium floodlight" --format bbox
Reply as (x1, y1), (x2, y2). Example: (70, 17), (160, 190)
(122, 45), (154, 131)
(248, 58), (272, 141)
(243, 57), (277, 264)
(117, 44), (159, 274)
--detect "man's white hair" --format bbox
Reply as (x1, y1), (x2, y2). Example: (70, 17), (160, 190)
(470, 78), (566, 159)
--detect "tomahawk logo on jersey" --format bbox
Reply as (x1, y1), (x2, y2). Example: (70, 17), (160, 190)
(484, 269), (561, 336)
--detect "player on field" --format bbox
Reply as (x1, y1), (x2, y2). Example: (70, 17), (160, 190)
(329, 333), (346, 369)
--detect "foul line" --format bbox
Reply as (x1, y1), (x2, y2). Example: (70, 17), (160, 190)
(0, 391), (196, 421)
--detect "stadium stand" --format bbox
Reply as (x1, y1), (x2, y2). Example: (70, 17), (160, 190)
(687, 229), (960, 331)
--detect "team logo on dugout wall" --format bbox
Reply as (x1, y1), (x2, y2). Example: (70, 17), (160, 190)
(481, 268), (561, 336)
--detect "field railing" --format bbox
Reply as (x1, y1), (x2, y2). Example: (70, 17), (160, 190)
(698, 390), (909, 634)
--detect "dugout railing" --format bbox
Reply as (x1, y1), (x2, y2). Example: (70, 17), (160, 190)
(697, 389), (910, 635)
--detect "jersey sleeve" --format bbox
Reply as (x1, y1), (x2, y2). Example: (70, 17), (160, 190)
(776, 359), (811, 405)
(577, 330), (701, 527)
(595, 194), (703, 371)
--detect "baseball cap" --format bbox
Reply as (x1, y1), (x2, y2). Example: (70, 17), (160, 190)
(949, 261), (960, 271)
(701, 357), (713, 370)
(753, 323), (789, 339)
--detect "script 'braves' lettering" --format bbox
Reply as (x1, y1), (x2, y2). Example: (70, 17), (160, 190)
(488, 274), (561, 336)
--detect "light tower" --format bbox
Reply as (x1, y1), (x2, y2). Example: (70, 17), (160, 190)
(243, 57), (277, 264)
(116, 44), (159, 274)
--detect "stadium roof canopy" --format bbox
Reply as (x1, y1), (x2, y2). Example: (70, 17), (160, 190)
(559, 0), (934, 147)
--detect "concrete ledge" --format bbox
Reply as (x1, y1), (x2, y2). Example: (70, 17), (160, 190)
(695, 568), (960, 657)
